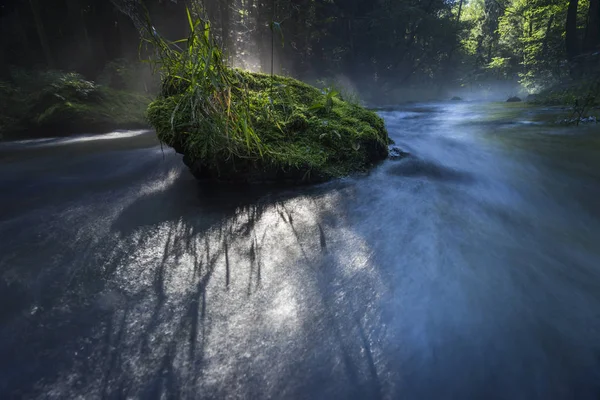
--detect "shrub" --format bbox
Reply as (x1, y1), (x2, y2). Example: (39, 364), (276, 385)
(0, 69), (149, 138)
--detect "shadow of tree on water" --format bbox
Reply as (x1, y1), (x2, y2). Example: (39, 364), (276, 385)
(1, 170), (389, 399)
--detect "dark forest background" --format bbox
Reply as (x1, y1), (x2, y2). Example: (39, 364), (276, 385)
(1, 0), (599, 100)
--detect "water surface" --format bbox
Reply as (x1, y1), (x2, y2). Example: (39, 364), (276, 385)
(1, 103), (600, 399)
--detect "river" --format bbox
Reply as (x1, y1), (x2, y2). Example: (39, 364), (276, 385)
(1, 102), (600, 399)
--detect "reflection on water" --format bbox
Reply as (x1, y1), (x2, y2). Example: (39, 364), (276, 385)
(2, 103), (600, 399)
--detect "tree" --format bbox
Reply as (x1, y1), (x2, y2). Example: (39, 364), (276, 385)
(219, 0), (233, 59)
(5, 0), (597, 98)
(566, 0), (580, 62)
(584, 0), (599, 51)
(29, 0), (54, 68)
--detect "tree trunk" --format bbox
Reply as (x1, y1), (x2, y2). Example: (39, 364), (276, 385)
(65, 0), (93, 70)
(566, 0), (580, 61)
(14, 6), (32, 64)
(247, 0), (255, 26)
(457, 0), (464, 22)
(116, 10), (138, 59)
(220, 0), (232, 61)
(542, 15), (555, 55)
(257, 0), (272, 72)
(29, 0), (54, 68)
(203, 0), (216, 22)
(585, 0), (600, 51)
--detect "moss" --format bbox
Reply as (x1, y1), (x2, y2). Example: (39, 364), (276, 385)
(147, 71), (389, 183)
(0, 70), (150, 139)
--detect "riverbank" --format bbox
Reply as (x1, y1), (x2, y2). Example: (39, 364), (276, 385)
(0, 70), (150, 140)
(528, 79), (600, 107)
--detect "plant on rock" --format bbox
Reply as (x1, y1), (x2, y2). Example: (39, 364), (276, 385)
(144, 7), (389, 184)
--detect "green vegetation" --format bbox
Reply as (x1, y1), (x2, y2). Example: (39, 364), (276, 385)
(2, 0), (597, 146)
(529, 80), (600, 106)
(461, 0), (600, 104)
(0, 70), (149, 139)
(149, 72), (388, 182)
(3, 0), (600, 104)
(144, 11), (388, 183)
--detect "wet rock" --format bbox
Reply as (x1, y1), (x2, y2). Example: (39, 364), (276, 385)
(507, 96), (522, 103)
(389, 146), (410, 160)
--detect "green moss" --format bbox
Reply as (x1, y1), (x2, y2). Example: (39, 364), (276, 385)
(147, 71), (389, 183)
(0, 70), (150, 139)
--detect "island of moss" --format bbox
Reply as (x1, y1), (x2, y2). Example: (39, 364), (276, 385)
(147, 71), (390, 184)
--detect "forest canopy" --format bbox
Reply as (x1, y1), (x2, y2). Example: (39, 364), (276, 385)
(0, 0), (599, 100)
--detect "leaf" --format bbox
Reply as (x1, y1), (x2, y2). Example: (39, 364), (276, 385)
(186, 7), (194, 31)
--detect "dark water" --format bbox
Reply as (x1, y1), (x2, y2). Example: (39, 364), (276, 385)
(2, 103), (600, 399)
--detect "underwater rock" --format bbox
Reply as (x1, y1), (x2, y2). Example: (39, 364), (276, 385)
(389, 146), (411, 160)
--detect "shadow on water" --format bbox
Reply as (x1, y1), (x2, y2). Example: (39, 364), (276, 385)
(0, 163), (387, 399)
(4, 104), (600, 399)
(386, 157), (474, 183)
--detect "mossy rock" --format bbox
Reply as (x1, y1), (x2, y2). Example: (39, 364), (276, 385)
(147, 71), (390, 184)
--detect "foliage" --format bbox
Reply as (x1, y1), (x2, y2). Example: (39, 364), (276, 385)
(530, 78), (600, 113)
(460, 0), (599, 93)
(309, 87), (339, 114)
(97, 59), (159, 93)
(3, 0), (598, 105)
(0, 70), (149, 138)
(315, 77), (363, 106)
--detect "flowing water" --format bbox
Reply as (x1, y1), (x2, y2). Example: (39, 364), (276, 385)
(2, 103), (600, 399)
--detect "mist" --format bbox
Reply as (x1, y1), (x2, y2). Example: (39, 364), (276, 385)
(0, 0), (525, 104)
(3, 0), (600, 399)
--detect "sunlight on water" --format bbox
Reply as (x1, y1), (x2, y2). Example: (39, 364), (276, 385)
(0, 130), (151, 149)
(26, 172), (384, 398)
(268, 284), (299, 330)
(137, 168), (182, 196)
(4, 102), (600, 398)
